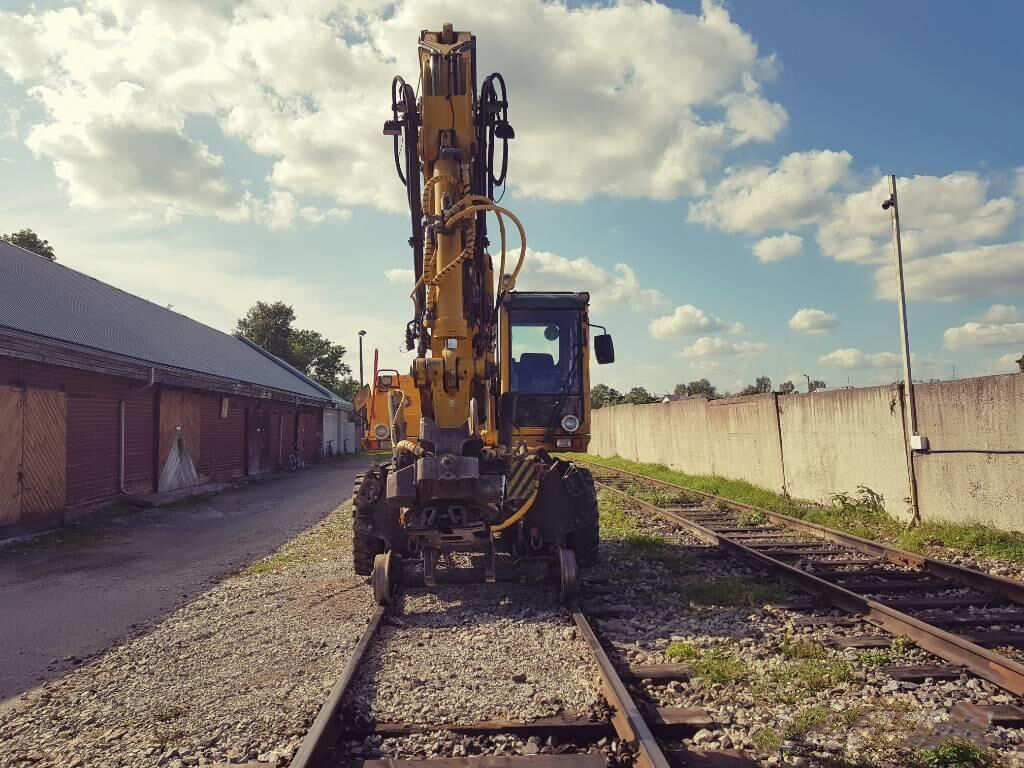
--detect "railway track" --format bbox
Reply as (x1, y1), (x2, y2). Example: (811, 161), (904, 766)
(289, 592), (755, 768)
(581, 458), (1024, 716)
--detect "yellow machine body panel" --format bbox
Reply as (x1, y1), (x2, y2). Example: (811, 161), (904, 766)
(354, 370), (422, 452)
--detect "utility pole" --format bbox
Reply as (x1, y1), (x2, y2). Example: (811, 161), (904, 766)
(358, 329), (367, 387)
(803, 374), (812, 393)
(882, 175), (921, 523)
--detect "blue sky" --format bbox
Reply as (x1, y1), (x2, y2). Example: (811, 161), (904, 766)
(1, 0), (1023, 394)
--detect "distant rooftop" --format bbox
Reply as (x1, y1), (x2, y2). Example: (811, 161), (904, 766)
(0, 241), (345, 405)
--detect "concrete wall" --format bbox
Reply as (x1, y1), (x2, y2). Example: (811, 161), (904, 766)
(912, 374), (1024, 529)
(706, 396), (785, 492)
(779, 385), (912, 519)
(590, 372), (1024, 530)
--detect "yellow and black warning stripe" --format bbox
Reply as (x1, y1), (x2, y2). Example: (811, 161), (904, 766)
(506, 457), (536, 502)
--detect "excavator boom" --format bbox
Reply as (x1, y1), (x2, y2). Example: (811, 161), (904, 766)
(355, 24), (614, 604)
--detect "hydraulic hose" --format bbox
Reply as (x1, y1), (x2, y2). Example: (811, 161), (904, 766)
(490, 482), (539, 533)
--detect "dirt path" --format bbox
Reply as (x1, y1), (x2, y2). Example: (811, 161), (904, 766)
(0, 456), (372, 705)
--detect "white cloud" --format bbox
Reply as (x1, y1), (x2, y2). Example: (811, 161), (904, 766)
(819, 172), (1016, 266)
(649, 304), (729, 338)
(298, 206), (353, 225)
(998, 352), (1023, 370)
(752, 232), (802, 263)
(722, 92), (788, 146)
(943, 321), (1024, 349)
(517, 248), (665, 311)
(385, 268), (415, 285)
(0, 0), (784, 220)
(788, 308), (838, 334)
(819, 348), (899, 369)
(874, 241), (1024, 302)
(977, 304), (1020, 324)
(677, 336), (767, 358)
(688, 149), (852, 234)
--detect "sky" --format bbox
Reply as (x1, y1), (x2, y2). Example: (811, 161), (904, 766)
(1, 0), (1023, 395)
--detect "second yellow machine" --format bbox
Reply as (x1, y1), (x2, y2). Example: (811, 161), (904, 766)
(353, 24), (615, 603)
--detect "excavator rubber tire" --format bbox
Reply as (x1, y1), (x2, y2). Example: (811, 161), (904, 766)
(568, 466), (600, 568)
(352, 472), (385, 576)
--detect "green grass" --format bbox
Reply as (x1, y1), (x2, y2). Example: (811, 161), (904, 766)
(751, 727), (782, 752)
(597, 491), (690, 564)
(685, 576), (785, 608)
(915, 738), (1000, 768)
(665, 643), (748, 685)
(581, 454), (1024, 564)
(241, 503), (351, 576)
(756, 655), (857, 704)
(779, 637), (828, 660)
(784, 705), (829, 738)
(858, 636), (914, 667)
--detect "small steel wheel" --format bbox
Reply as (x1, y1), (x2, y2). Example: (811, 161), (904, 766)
(558, 547), (578, 604)
(372, 551), (397, 605)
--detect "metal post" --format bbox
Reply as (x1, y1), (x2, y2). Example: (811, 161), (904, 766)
(358, 329), (366, 387)
(883, 175), (921, 524)
(803, 374), (812, 394)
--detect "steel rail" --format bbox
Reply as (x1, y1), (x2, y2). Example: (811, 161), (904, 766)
(580, 458), (1024, 606)
(568, 606), (672, 768)
(290, 606), (387, 768)
(591, 474), (1024, 697)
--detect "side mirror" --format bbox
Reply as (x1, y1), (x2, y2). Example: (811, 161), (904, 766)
(594, 333), (615, 365)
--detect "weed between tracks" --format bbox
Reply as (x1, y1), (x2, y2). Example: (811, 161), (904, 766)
(241, 503), (351, 575)
(597, 490), (692, 565)
(583, 454), (1024, 564)
(666, 642), (749, 684)
(915, 738), (1001, 768)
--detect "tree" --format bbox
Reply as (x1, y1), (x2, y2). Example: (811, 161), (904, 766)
(1016, 354), (1024, 373)
(622, 386), (658, 405)
(289, 328), (354, 394)
(591, 383), (624, 409)
(738, 375), (772, 396)
(672, 382), (688, 398)
(235, 301), (295, 360)
(235, 300), (357, 398)
(686, 378), (718, 399)
(778, 380), (796, 395)
(810, 379), (827, 392)
(2, 228), (55, 261)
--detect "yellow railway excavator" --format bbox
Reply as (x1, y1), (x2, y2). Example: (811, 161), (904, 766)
(353, 24), (615, 604)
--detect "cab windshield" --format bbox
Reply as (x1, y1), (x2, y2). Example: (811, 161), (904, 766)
(508, 308), (582, 394)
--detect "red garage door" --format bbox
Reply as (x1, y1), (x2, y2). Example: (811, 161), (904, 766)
(67, 392), (119, 509)
(199, 395), (247, 483)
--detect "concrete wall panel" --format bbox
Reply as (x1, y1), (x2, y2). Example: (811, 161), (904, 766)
(915, 453), (1024, 529)
(779, 386), (911, 518)
(912, 374), (1024, 526)
(915, 374), (1024, 451)
(706, 395), (784, 492)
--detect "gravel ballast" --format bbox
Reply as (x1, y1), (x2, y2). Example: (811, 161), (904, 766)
(589, 485), (1024, 767)
(0, 503), (377, 768)
(347, 584), (602, 727)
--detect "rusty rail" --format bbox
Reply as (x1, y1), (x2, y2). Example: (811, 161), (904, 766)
(290, 606), (387, 768)
(569, 607), (672, 768)
(586, 462), (1024, 696)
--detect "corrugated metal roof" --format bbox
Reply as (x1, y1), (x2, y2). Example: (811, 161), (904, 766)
(0, 241), (348, 405)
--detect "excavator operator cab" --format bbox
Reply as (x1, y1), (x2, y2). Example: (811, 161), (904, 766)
(498, 291), (613, 452)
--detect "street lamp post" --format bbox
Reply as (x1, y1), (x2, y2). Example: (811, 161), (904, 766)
(882, 175), (921, 523)
(358, 330), (367, 387)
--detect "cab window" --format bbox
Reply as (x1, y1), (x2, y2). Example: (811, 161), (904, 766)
(508, 309), (581, 394)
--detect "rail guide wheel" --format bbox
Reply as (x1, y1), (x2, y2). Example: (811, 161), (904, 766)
(558, 547), (578, 604)
(372, 551), (399, 605)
